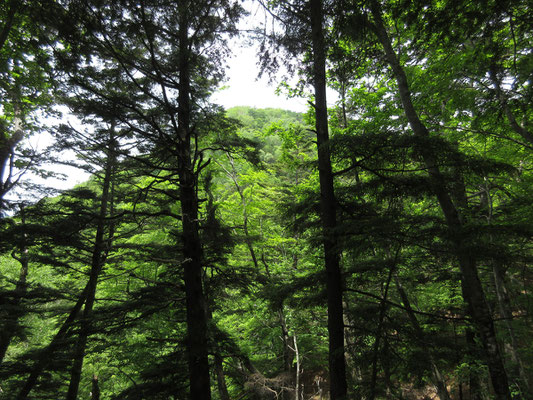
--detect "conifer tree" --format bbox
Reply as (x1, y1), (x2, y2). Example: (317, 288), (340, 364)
(1, 0), (532, 398)
(327, 0), (532, 397)
(366, 2), (512, 397)
(49, 0), (244, 397)
(258, 1), (348, 396)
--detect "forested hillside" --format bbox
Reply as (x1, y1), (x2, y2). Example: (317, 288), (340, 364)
(0, 1), (532, 399)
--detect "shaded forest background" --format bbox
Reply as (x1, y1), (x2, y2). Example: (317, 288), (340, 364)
(0, 0), (532, 399)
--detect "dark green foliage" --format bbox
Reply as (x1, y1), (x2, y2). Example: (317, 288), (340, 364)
(1, 0), (532, 398)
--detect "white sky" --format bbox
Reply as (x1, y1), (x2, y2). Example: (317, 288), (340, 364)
(212, 0), (339, 113)
(211, 0), (309, 113)
(211, 44), (309, 113)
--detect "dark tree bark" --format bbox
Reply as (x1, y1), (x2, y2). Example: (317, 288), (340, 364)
(368, 264), (394, 400)
(91, 375), (100, 400)
(17, 284), (89, 399)
(0, 206), (28, 364)
(491, 260), (531, 396)
(310, 0), (348, 398)
(177, 4), (211, 398)
(395, 277), (451, 400)
(0, 0), (20, 52)
(66, 134), (115, 400)
(214, 353), (230, 400)
(369, 3), (511, 399)
(0, 101), (24, 210)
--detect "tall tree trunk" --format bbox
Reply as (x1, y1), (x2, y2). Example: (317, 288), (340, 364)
(17, 283), (89, 399)
(369, 3), (511, 398)
(279, 309), (294, 374)
(0, 101), (24, 210)
(213, 352), (230, 400)
(66, 133), (115, 400)
(0, 206), (28, 364)
(279, 309), (294, 400)
(91, 375), (100, 400)
(294, 334), (300, 400)
(465, 329), (484, 400)
(177, 4), (211, 398)
(369, 261), (395, 400)
(492, 260), (531, 396)
(395, 277), (451, 400)
(310, 0), (348, 398)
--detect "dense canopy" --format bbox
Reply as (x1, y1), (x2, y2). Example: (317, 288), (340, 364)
(0, 1), (532, 399)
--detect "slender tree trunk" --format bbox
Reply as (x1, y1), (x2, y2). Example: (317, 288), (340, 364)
(489, 69), (533, 146)
(17, 284), (89, 399)
(91, 375), (100, 400)
(279, 310), (293, 400)
(66, 134), (115, 400)
(0, 101), (24, 209)
(294, 334), (300, 400)
(369, 3), (511, 398)
(395, 277), (451, 400)
(177, 4), (211, 398)
(382, 334), (392, 397)
(279, 309), (294, 374)
(492, 260), (531, 396)
(213, 352), (230, 400)
(310, 1), (347, 398)
(465, 329), (483, 400)
(0, 0), (21, 51)
(369, 262), (394, 400)
(0, 207), (28, 364)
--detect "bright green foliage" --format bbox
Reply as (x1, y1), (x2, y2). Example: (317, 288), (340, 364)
(0, 0), (57, 211)
(0, 0), (532, 399)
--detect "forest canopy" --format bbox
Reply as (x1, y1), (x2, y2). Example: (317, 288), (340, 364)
(0, 1), (532, 399)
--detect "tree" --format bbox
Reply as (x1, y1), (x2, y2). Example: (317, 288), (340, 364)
(258, 1), (349, 396)
(366, 2), (511, 398)
(326, 0), (532, 397)
(65, 129), (117, 400)
(0, 0), (56, 213)
(50, 0), (244, 397)
(0, 205), (30, 365)
(1, 0), (532, 398)
(309, 1), (348, 398)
